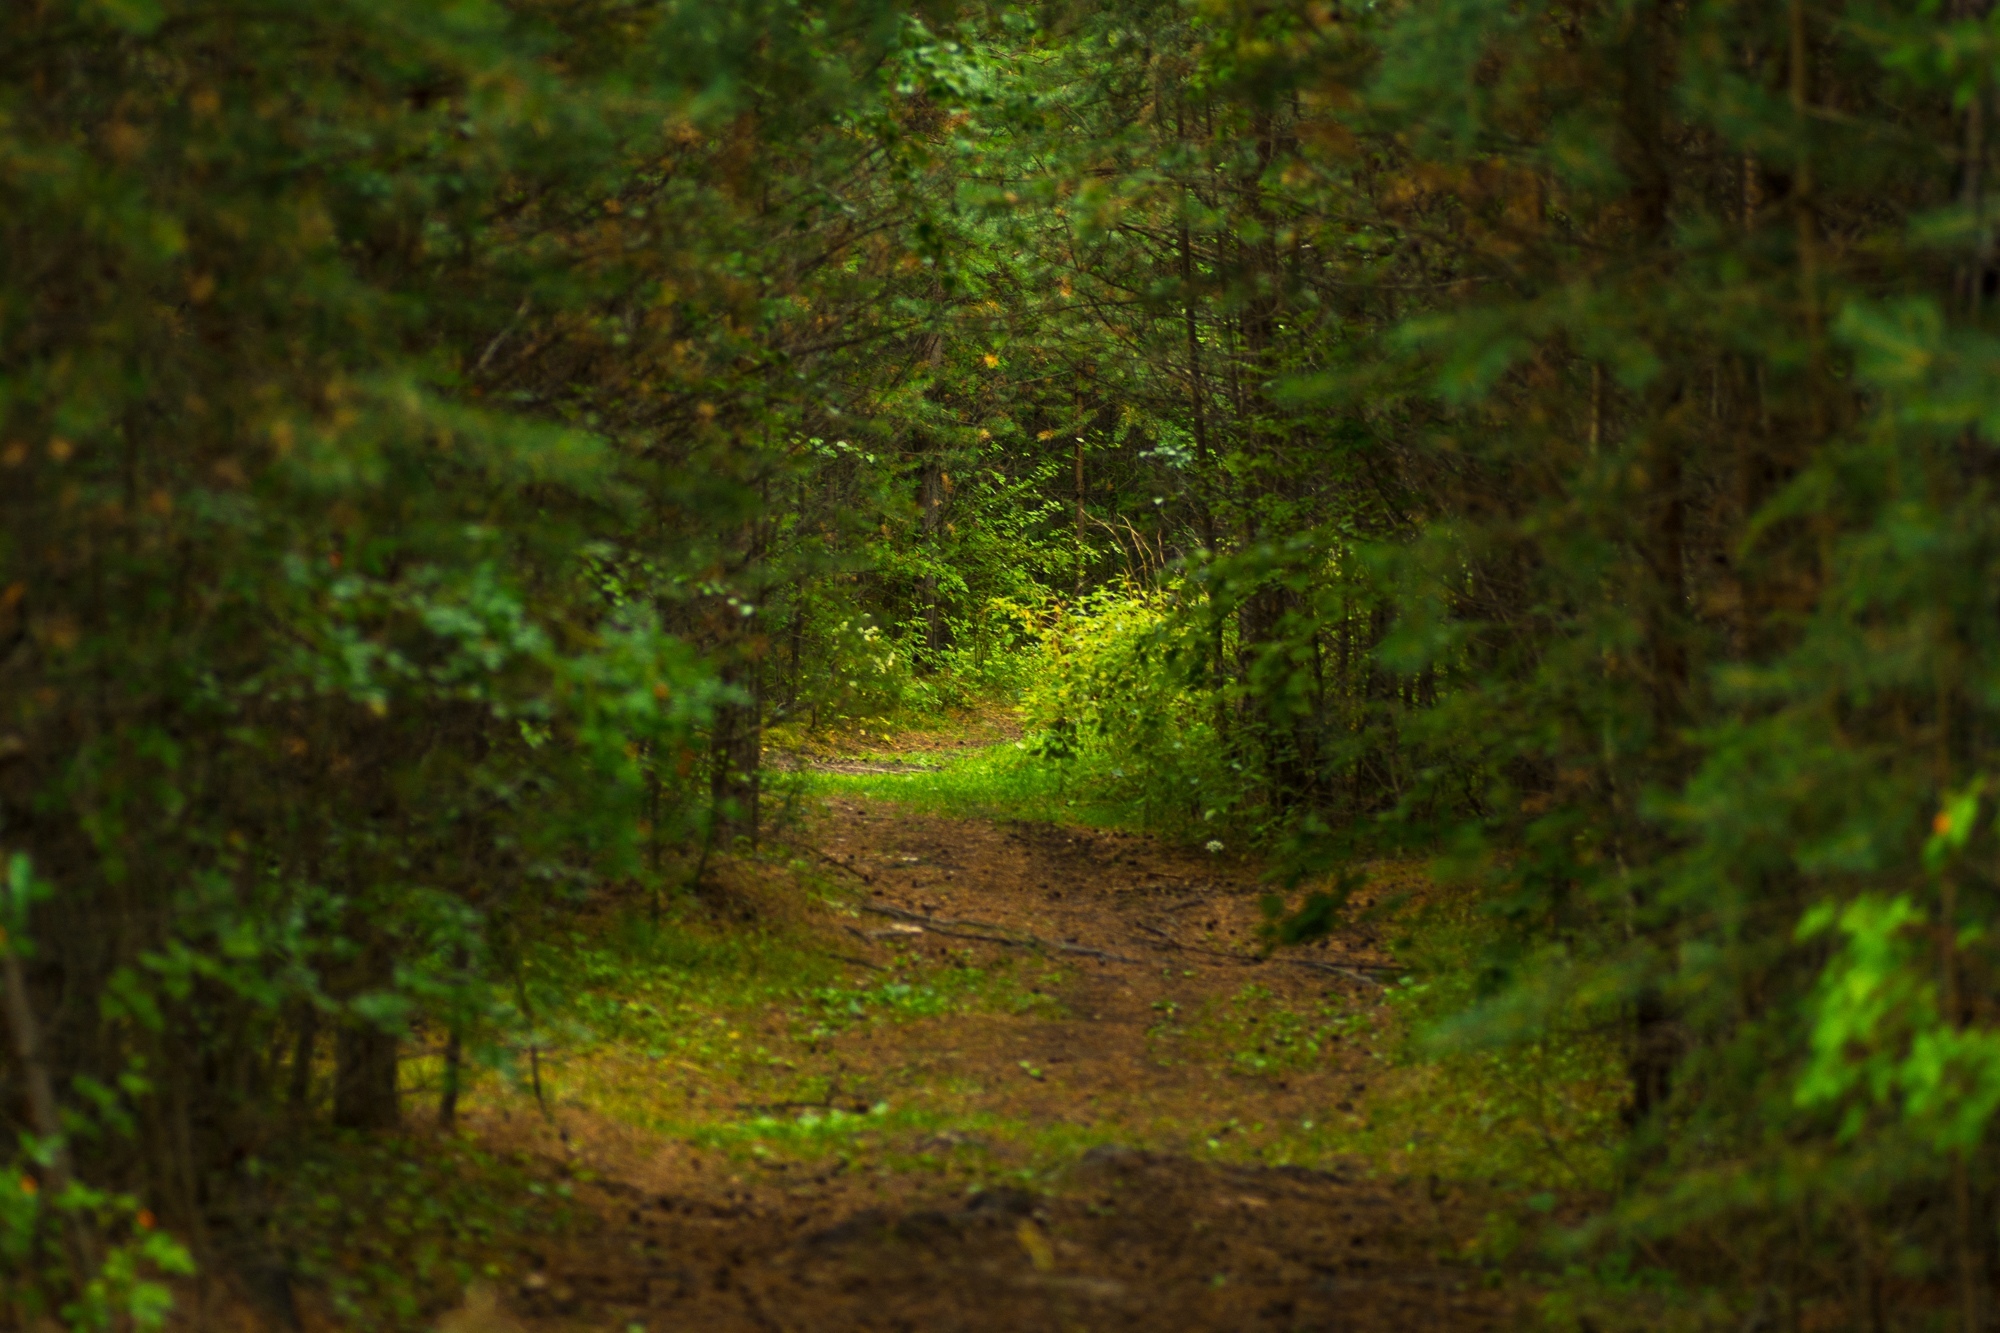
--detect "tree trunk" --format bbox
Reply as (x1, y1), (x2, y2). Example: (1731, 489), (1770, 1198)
(287, 1004), (317, 1115)
(331, 931), (400, 1131)
(920, 457), (948, 657)
(1620, 0), (1684, 1137)
(438, 1029), (462, 1129)
(710, 656), (762, 846)
(331, 1019), (399, 1131)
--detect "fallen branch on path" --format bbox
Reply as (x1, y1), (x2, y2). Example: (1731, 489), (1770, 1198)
(789, 841), (875, 885)
(1130, 923), (1391, 989)
(860, 904), (1141, 964)
(861, 908), (1025, 949)
(820, 948), (887, 972)
(1053, 942), (1140, 964)
(1284, 958), (1392, 989)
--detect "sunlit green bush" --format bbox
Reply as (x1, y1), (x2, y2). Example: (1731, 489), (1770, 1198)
(1016, 584), (1256, 839)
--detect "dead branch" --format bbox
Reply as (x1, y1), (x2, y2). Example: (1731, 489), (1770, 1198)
(860, 904), (1141, 964)
(1130, 923), (1391, 989)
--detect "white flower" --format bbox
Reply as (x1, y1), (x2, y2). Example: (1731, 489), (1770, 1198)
(1205, 839), (1224, 853)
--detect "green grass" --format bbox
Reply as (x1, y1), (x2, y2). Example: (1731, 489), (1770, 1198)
(1149, 982), (1367, 1080)
(483, 900), (1077, 1161)
(787, 742), (1138, 828)
(361, 724), (1648, 1333)
(790, 745), (1623, 1196)
(1329, 900), (1627, 1194)
(1311, 1019), (1624, 1192)
(430, 733), (1628, 1298)
(532, 904), (1066, 1054)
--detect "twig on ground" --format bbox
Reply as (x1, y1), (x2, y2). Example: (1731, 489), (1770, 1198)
(813, 849), (876, 885)
(735, 1096), (856, 1114)
(1056, 943), (1140, 964)
(821, 949), (887, 972)
(1293, 953), (1401, 975)
(898, 919), (1044, 949)
(860, 904), (1141, 964)
(774, 837), (877, 885)
(1131, 923), (1391, 988)
(1282, 958), (1391, 989)
(864, 902), (1033, 940)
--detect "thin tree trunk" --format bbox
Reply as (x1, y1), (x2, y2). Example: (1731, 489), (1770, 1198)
(2, 943), (98, 1273)
(710, 654), (763, 846)
(332, 1020), (399, 1131)
(438, 1029), (463, 1129)
(1073, 435), (1086, 595)
(332, 930), (400, 1131)
(1621, 0), (1683, 1138)
(921, 457), (948, 655)
(288, 1004), (318, 1114)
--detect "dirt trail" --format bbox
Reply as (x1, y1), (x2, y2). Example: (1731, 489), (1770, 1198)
(462, 795), (1515, 1332)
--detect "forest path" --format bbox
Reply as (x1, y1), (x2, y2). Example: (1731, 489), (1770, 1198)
(457, 778), (1516, 1332)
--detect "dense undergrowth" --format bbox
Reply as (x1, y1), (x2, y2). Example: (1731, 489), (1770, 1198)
(262, 1135), (580, 1331)
(793, 583), (1361, 848)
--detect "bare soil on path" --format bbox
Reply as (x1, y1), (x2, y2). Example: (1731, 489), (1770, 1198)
(454, 793), (1519, 1333)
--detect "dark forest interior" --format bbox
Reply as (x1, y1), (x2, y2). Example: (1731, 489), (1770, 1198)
(5, 1), (2000, 1329)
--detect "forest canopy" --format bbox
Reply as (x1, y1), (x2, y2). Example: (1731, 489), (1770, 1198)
(6, 0), (2000, 1326)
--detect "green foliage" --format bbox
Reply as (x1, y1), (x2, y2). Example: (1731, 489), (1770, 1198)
(869, 0), (2000, 1311)
(803, 746), (1071, 821)
(1017, 585), (1257, 838)
(1790, 784), (2000, 1159)
(18, 0), (2000, 1317)
(0, 1171), (193, 1333)
(271, 1134), (578, 1332)
(1381, 899), (1627, 1195)
(0, 0), (947, 1320)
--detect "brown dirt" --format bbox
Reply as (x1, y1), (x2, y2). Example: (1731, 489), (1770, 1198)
(439, 796), (1519, 1333)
